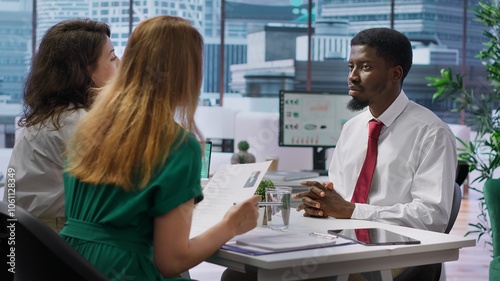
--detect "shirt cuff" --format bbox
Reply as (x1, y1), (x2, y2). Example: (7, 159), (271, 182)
(351, 203), (378, 220)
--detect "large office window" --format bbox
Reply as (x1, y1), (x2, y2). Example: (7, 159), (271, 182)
(0, 0), (31, 148)
(0, 0), (488, 148)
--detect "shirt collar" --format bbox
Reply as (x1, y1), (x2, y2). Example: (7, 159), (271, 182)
(369, 90), (409, 127)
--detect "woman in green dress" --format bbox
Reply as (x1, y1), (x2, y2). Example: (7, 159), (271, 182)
(60, 15), (261, 281)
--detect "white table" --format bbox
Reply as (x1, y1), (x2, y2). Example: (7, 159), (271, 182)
(206, 211), (476, 281)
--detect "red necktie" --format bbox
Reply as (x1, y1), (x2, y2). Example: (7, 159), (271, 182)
(351, 119), (384, 204)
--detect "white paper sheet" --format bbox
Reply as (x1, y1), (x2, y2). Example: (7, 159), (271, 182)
(190, 161), (272, 238)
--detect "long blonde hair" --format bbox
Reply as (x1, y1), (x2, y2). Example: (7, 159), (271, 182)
(66, 16), (203, 191)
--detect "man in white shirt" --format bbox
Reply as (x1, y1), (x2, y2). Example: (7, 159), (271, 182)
(222, 27), (457, 281)
(295, 27), (457, 233)
(290, 26), (458, 281)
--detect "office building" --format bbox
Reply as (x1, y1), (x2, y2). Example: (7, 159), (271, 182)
(205, 0), (247, 39)
(295, 17), (460, 65)
(37, 0), (89, 46)
(87, 0), (240, 94)
(203, 0), (311, 95)
(321, 0), (485, 66)
(295, 18), (350, 61)
(203, 39), (247, 94)
(89, 0), (204, 56)
(0, 0), (31, 103)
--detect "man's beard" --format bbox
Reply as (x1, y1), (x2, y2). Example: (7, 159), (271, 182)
(347, 97), (369, 111)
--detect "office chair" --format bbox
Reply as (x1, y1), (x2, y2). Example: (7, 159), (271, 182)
(393, 182), (462, 281)
(445, 183), (462, 234)
(455, 161), (469, 187)
(0, 201), (108, 281)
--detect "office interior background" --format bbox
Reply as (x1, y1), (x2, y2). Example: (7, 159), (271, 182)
(0, 0), (490, 149)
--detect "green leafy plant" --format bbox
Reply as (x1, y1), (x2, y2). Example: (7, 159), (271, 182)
(427, 0), (500, 254)
(254, 179), (275, 225)
(255, 178), (275, 201)
(231, 140), (256, 164)
(238, 140), (250, 151)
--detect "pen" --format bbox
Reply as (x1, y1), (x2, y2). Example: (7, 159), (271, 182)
(257, 202), (283, 206)
(309, 232), (337, 240)
(232, 202), (283, 206)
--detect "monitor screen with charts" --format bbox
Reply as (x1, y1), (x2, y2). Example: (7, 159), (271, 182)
(279, 90), (360, 171)
(201, 141), (212, 179)
(279, 90), (359, 148)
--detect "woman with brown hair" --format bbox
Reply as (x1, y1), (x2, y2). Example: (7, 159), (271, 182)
(60, 15), (260, 280)
(4, 19), (119, 232)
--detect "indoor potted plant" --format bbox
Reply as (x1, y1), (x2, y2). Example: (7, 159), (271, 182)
(231, 140), (256, 164)
(427, 0), (500, 257)
(255, 178), (275, 225)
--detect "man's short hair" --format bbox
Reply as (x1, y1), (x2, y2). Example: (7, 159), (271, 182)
(351, 28), (413, 82)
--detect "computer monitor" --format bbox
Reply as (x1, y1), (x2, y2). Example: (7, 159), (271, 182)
(201, 141), (212, 179)
(279, 90), (360, 173)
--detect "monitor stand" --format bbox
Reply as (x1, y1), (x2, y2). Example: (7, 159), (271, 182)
(301, 147), (329, 176)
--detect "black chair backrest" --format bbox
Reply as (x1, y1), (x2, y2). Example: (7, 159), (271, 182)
(444, 183), (462, 234)
(0, 201), (108, 281)
(455, 161), (469, 187)
(393, 182), (462, 281)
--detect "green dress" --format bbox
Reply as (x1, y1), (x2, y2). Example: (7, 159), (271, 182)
(60, 134), (203, 281)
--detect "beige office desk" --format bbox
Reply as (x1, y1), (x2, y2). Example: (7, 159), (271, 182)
(206, 211), (476, 281)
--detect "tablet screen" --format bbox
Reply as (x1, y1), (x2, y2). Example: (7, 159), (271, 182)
(327, 228), (420, 246)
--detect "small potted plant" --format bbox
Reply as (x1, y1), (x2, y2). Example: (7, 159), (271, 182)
(254, 179), (275, 225)
(231, 140), (256, 164)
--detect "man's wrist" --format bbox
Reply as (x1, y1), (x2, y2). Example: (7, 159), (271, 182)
(344, 202), (356, 219)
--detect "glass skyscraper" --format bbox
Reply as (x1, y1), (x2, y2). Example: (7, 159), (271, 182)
(0, 0), (31, 103)
(321, 0), (485, 66)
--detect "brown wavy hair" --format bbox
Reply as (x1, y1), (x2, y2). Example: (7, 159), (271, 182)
(66, 16), (204, 191)
(19, 19), (111, 129)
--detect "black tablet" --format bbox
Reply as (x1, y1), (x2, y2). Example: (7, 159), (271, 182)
(327, 228), (421, 246)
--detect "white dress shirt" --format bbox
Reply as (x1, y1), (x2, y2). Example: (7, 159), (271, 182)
(4, 109), (86, 217)
(329, 91), (457, 232)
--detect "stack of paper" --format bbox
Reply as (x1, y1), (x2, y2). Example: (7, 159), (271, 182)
(222, 227), (354, 255)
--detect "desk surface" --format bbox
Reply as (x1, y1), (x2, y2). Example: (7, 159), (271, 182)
(207, 211), (476, 281)
(272, 176), (330, 189)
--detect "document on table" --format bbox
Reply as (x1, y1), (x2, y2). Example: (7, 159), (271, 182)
(190, 161), (272, 238)
(222, 227), (355, 256)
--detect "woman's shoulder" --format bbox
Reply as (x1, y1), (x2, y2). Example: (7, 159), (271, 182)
(25, 107), (86, 131)
(174, 131), (201, 152)
(58, 107), (87, 127)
